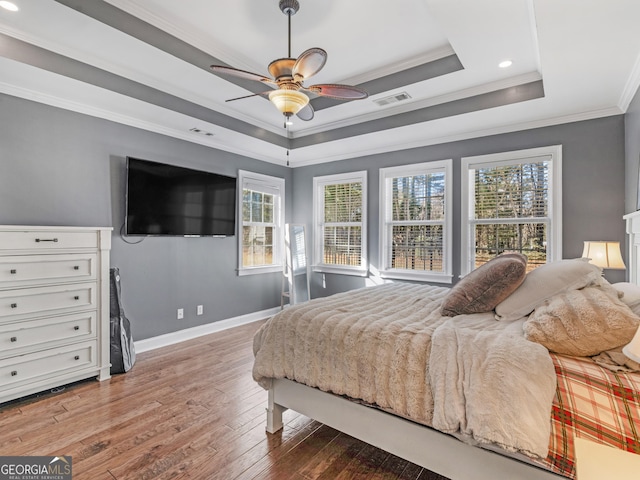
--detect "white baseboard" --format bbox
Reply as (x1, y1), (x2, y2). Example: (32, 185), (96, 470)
(133, 307), (280, 353)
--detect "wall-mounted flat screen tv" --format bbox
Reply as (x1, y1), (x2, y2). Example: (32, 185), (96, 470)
(125, 157), (237, 236)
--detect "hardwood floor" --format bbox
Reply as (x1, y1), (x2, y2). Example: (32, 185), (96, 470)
(0, 321), (448, 480)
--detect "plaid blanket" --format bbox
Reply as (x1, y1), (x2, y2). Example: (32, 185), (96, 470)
(538, 353), (640, 478)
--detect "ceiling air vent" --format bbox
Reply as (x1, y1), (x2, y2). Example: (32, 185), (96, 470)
(373, 92), (412, 107)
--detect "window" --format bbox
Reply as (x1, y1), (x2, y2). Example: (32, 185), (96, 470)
(461, 145), (562, 275)
(379, 160), (452, 283)
(313, 171), (367, 275)
(238, 170), (285, 275)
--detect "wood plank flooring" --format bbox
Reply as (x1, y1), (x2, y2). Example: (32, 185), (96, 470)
(0, 321), (449, 480)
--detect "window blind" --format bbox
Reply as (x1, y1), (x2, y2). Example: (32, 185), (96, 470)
(471, 160), (550, 269)
(385, 172), (446, 273)
(315, 175), (366, 270)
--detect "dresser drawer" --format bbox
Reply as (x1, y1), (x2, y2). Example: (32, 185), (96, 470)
(0, 341), (97, 391)
(0, 283), (96, 321)
(0, 312), (97, 359)
(0, 254), (97, 288)
(0, 230), (98, 252)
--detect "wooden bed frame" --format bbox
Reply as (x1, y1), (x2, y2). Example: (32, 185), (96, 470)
(265, 378), (564, 480)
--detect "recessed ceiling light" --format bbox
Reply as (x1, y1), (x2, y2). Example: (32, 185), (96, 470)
(0, 1), (19, 11)
(498, 60), (513, 69)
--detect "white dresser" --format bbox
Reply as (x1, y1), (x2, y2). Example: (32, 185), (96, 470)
(0, 226), (112, 404)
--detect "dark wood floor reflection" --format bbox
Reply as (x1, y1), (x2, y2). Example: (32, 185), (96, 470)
(0, 321), (447, 479)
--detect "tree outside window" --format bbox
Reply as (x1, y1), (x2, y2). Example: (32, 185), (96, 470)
(313, 172), (367, 275)
(237, 170), (284, 275)
(461, 146), (562, 275)
(242, 189), (275, 267)
(379, 160), (452, 283)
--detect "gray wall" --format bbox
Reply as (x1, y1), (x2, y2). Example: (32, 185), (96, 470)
(0, 94), (292, 340)
(1, 92), (629, 339)
(293, 115), (627, 297)
(625, 87), (640, 214)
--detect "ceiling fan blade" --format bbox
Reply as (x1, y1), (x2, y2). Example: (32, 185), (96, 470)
(306, 83), (369, 100)
(296, 103), (315, 121)
(210, 65), (276, 85)
(292, 48), (327, 81)
(225, 91), (270, 102)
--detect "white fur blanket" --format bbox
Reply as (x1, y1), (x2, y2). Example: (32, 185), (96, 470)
(252, 283), (556, 457)
(253, 283), (450, 424)
(430, 314), (556, 458)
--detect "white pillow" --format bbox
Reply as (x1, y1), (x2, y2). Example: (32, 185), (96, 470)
(612, 282), (640, 305)
(494, 258), (602, 321)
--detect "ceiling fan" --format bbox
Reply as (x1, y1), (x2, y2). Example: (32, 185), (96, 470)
(210, 0), (368, 126)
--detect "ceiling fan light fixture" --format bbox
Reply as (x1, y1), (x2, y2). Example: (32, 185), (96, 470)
(269, 89), (309, 116)
(210, 0), (366, 125)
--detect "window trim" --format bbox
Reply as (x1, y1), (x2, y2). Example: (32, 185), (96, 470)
(460, 145), (563, 276)
(312, 171), (368, 276)
(237, 170), (285, 276)
(378, 160), (453, 284)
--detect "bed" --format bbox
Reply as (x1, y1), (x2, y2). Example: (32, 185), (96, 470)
(252, 255), (640, 479)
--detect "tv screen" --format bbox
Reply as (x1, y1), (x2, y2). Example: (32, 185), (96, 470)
(125, 157), (237, 236)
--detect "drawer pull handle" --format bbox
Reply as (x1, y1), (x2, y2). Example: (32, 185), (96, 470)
(35, 238), (58, 243)
(10, 336), (17, 342)
(74, 355), (80, 361)
(73, 326), (80, 331)
(73, 266), (80, 270)
(11, 371), (17, 376)
(10, 303), (17, 309)
(74, 296), (80, 300)
(10, 269), (16, 274)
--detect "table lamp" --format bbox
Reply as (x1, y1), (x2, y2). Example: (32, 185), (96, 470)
(581, 241), (626, 269)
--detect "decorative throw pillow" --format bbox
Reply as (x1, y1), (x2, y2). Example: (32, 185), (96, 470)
(523, 286), (640, 357)
(494, 258), (603, 322)
(440, 253), (527, 316)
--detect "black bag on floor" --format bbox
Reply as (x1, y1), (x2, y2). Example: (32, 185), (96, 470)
(110, 267), (136, 374)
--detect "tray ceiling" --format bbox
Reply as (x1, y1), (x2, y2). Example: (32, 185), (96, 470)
(0, 0), (638, 166)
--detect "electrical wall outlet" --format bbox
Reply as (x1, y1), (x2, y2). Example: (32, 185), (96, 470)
(177, 308), (184, 320)
(197, 305), (203, 315)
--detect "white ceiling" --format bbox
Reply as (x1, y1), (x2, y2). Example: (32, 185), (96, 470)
(0, 0), (639, 167)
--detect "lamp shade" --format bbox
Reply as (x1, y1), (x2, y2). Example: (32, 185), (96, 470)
(268, 89), (309, 116)
(582, 241), (626, 269)
(623, 326), (640, 363)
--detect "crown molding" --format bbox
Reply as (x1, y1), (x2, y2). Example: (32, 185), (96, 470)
(0, 23), (285, 138)
(289, 106), (622, 168)
(0, 82), (286, 166)
(103, 0), (261, 73)
(619, 51), (640, 112)
(293, 71), (543, 139)
(337, 45), (456, 86)
(104, 0), (456, 89)
(525, 0), (542, 73)
(2, 77), (622, 170)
